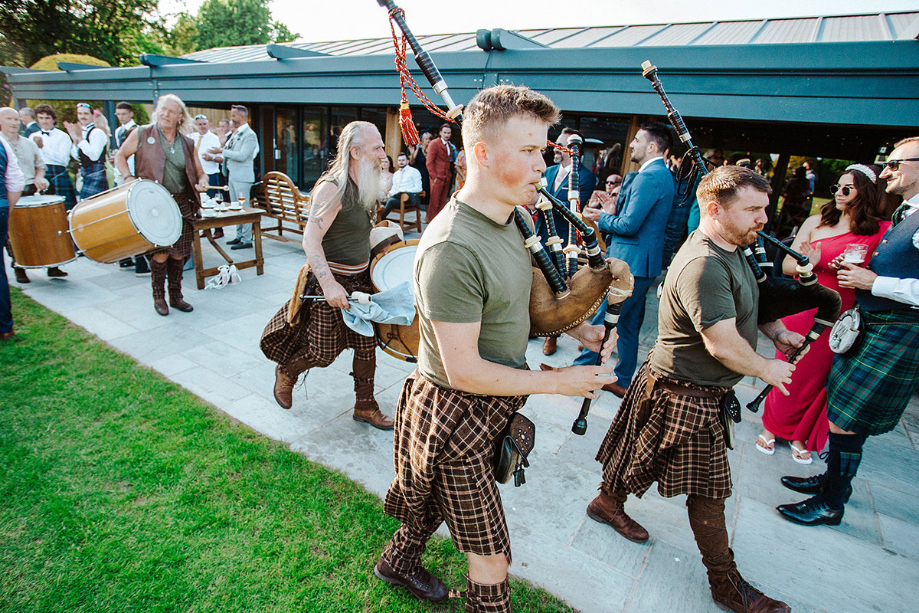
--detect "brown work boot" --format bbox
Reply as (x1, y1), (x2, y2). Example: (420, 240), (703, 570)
(710, 569), (790, 613)
(166, 258), (193, 312)
(587, 491), (649, 542)
(151, 259), (168, 315)
(353, 400), (394, 430)
(374, 557), (448, 603)
(273, 364), (298, 409)
(542, 335), (557, 355)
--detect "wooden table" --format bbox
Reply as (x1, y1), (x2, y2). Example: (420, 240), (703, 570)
(191, 207), (264, 290)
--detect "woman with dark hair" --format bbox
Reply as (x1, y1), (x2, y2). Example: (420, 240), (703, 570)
(757, 165), (890, 462)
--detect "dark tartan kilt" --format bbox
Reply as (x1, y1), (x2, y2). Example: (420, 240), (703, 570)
(260, 269), (375, 367)
(827, 309), (919, 436)
(597, 360), (733, 500)
(384, 370), (527, 561)
(79, 163), (109, 200)
(45, 165), (77, 210)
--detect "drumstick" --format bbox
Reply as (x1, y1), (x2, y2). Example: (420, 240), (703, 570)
(299, 291), (372, 305)
(206, 185), (230, 191)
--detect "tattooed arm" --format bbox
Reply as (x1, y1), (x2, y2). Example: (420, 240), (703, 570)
(302, 181), (350, 309)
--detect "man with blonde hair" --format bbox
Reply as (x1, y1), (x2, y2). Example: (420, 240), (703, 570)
(115, 93), (209, 316)
(261, 120), (394, 430)
(375, 85), (617, 612)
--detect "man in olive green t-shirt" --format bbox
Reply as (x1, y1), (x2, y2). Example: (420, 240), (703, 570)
(375, 85), (617, 612)
(588, 166), (804, 613)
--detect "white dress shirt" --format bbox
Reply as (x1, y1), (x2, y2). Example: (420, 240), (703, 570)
(113, 120), (137, 178)
(30, 127), (72, 167)
(1, 135), (25, 195)
(190, 130), (221, 175)
(552, 162), (571, 192)
(71, 123), (108, 164)
(388, 165), (422, 196)
(871, 193), (919, 307)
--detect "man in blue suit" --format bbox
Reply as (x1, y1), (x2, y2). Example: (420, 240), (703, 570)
(537, 127), (597, 355)
(576, 122), (675, 396)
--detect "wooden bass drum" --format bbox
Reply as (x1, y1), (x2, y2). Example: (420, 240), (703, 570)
(8, 194), (77, 268)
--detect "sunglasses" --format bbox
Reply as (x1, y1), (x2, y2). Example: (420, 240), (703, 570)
(831, 184), (856, 196)
(76, 103), (91, 109)
(605, 181), (619, 185)
(883, 158), (919, 171)
(195, 114), (207, 120)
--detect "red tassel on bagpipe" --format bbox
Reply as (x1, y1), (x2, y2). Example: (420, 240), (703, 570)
(399, 101), (419, 146)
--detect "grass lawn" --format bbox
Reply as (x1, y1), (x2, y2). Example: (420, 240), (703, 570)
(0, 289), (574, 613)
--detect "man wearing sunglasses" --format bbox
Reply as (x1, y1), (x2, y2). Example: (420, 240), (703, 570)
(778, 136), (919, 527)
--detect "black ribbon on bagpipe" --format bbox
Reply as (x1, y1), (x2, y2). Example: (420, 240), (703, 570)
(377, 0), (623, 434)
(640, 61), (842, 412)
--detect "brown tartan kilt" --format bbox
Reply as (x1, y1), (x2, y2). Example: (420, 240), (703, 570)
(260, 269), (376, 367)
(597, 360), (733, 500)
(151, 191), (197, 259)
(384, 370), (527, 560)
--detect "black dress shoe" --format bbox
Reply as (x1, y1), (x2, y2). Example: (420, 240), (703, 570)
(777, 495), (843, 526)
(14, 268), (30, 284)
(781, 474), (852, 503)
(226, 237), (241, 245)
(46, 267), (68, 278)
(230, 242), (252, 250)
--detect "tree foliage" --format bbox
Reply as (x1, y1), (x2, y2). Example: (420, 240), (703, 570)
(195, 0), (299, 50)
(0, 0), (164, 67)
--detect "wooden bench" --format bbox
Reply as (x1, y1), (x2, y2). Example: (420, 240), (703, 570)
(253, 171), (310, 243)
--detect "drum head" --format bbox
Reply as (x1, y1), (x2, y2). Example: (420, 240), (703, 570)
(371, 243), (418, 292)
(125, 180), (183, 247)
(17, 194), (65, 207)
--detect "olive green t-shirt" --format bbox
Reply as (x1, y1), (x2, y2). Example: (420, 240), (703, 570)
(157, 126), (187, 195)
(650, 230), (759, 387)
(415, 200), (532, 389)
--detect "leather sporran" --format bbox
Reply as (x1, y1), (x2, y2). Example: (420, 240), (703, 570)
(718, 390), (741, 450)
(494, 412), (535, 487)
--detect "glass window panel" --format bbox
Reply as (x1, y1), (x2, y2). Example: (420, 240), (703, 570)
(302, 107), (327, 190)
(276, 107), (299, 184)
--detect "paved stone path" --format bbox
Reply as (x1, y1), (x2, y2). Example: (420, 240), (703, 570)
(10, 229), (919, 612)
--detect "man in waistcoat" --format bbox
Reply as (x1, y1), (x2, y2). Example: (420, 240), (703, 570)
(260, 121), (395, 430)
(115, 94), (209, 316)
(64, 103), (110, 200)
(778, 136), (919, 526)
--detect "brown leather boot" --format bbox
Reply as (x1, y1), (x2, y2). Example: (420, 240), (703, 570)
(14, 267), (30, 284)
(542, 335), (557, 356)
(464, 574), (511, 613)
(374, 557), (448, 602)
(587, 490), (649, 542)
(687, 495), (790, 612)
(273, 356), (311, 409)
(351, 354), (394, 430)
(166, 258), (193, 312)
(150, 259), (168, 316)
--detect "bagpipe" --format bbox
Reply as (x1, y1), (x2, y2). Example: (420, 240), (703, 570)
(640, 61), (842, 413)
(377, 0), (632, 435)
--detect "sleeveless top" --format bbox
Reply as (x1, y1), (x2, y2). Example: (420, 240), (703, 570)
(321, 178), (372, 265)
(133, 124), (201, 211)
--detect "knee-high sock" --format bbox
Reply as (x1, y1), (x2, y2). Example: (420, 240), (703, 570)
(686, 495), (735, 580)
(150, 259), (167, 300)
(823, 431), (867, 509)
(465, 575), (511, 613)
(166, 257), (185, 301)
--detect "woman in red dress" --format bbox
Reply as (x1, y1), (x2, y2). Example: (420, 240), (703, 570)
(757, 165), (889, 463)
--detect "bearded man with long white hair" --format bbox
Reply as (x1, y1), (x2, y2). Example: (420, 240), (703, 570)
(260, 121), (394, 429)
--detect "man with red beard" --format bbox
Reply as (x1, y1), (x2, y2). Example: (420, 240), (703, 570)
(261, 121), (395, 430)
(587, 166), (802, 613)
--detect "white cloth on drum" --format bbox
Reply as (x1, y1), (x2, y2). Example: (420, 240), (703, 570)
(341, 281), (415, 337)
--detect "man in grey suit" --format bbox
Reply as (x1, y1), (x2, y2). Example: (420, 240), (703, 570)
(577, 122), (675, 396)
(208, 105), (258, 249)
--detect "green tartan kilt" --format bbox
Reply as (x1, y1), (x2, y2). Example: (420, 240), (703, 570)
(827, 309), (919, 435)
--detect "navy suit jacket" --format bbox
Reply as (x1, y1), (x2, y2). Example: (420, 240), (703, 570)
(598, 158), (675, 278)
(536, 163), (597, 246)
